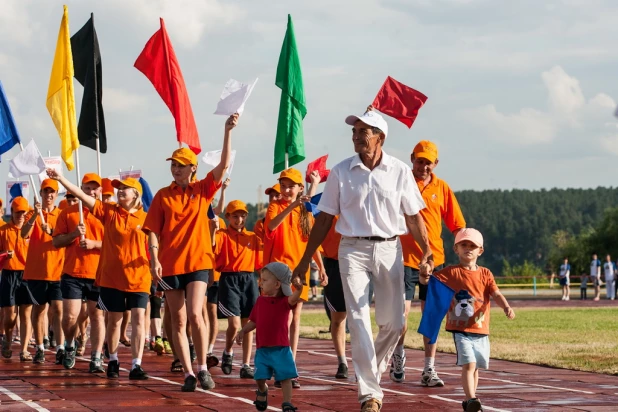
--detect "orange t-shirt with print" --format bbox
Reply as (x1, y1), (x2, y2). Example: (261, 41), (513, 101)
(400, 173), (465, 268)
(23, 208), (65, 281)
(433, 265), (499, 335)
(0, 223), (29, 270)
(320, 215), (341, 260)
(214, 228), (262, 273)
(142, 172), (222, 277)
(53, 204), (104, 279)
(92, 201), (150, 293)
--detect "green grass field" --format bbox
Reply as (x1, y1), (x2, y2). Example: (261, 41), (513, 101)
(297, 307), (618, 375)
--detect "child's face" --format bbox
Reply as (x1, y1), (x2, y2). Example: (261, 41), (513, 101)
(227, 211), (247, 231)
(279, 178), (303, 203)
(454, 240), (483, 263)
(260, 269), (281, 296)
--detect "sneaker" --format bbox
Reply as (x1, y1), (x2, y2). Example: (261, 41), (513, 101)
(163, 339), (172, 354)
(50, 338), (57, 348)
(335, 363), (348, 379)
(197, 370), (215, 390)
(421, 368), (444, 387)
(129, 365), (149, 380)
(20, 352), (32, 362)
(240, 364), (254, 379)
(361, 398), (382, 412)
(291, 378), (300, 389)
(181, 374), (197, 392)
(565, 296), (570, 301)
(389, 353), (406, 382)
(206, 353), (219, 369)
(89, 354), (105, 373)
(55, 349), (65, 365)
(63, 347), (76, 369)
(464, 398), (482, 412)
(106, 360), (120, 378)
(154, 337), (165, 356)
(189, 344), (197, 362)
(33, 348), (45, 364)
(1, 338), (12, 359)
(221, 352), (233, 375)
(43, 338), (50, 350)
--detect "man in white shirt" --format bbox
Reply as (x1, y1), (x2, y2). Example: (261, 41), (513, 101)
(590, 254), (601, 301)
(293, 110), (432, 412)
(602, 255), (616, 300)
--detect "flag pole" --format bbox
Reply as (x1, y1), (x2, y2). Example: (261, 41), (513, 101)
(74, 148), (85, 227)
(92, 13), (102, 178)
(285, 152), (289, 170)
(95, 137), (101, 176)
(17, 142), (46, 224)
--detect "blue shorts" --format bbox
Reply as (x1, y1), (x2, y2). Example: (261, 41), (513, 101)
(253, 346), (298, 382)
(559, 277), (569, 286)
(453, 332), (490, 369)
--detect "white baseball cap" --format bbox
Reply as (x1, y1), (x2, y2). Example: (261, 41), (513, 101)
(345, 111), (388, 138)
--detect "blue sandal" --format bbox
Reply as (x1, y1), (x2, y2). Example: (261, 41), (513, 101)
(254, 387), (268, 411)
(282, 402), (297, 411)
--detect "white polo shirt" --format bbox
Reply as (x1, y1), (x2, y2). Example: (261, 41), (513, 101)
(317, 151), (425, 238)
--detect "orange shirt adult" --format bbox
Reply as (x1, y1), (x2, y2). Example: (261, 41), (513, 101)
(92, 201), (150, 293)
(142, 172), (222, 277)
(321, 215), (341, 260)
(23, 208), (65, 281)
(214, 228), (262, 273)
(54, 204), (104, 279)
(400, 173), (465, 268)
(0, 223), (29, 270)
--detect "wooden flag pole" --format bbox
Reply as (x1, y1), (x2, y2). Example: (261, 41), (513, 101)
(17, 142), (46, 225)
(95, 137), (101, 177)
(74, 147), (85, 228)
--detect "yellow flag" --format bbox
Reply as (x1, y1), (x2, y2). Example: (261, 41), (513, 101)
(46, 5), (79, 171)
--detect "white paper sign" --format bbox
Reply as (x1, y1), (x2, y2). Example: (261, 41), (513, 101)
(214, 78), (258, 116)
(38, 157), (66, 194)
(201, 150), (236, 177)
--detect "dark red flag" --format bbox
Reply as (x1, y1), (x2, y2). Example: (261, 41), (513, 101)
(305, 154), (329, 183)
(134, 18), (200, 154)
(372, 76), (427, 128)
(0, 252), (8, 269)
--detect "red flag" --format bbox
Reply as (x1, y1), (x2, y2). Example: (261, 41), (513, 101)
(0, 252), (9, 269)
(372, 76), (427, 129)
(305, 154), (330, 183)
(134, 18), (200, 154)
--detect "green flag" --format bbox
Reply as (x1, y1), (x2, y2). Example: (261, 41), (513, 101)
(273, 14), (306, 174)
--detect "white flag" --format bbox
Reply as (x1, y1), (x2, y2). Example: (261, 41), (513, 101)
(214, 78), (258, 116)
(8, 140), (46, 178)
(201, 149), (237, 177)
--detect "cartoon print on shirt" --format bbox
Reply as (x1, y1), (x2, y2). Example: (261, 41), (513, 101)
(449, 289), (485, 329)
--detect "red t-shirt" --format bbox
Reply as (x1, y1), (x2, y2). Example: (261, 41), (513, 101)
(249, 296), (294, 348)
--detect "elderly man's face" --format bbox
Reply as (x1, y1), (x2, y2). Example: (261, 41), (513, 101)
(352, 120), (383, 155)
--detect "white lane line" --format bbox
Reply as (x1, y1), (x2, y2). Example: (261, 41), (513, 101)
(0, 386), (50, 412)
(429, 395), (511, 412)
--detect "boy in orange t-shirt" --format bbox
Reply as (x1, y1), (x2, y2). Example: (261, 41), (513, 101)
(420, 228), (515, 412)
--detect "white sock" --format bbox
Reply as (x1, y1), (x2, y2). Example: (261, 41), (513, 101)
(110, 353), (118, 362)
(242, 363), (250, 368)
(132, 358), (141, 370)
(37, 344), (45, 351)
(394, 344), (405, 357)
(197, 364), (208, 372)
(425, 357), (435, 370)
(57, 345), (64, 352)
(224, 350), (233, 356)
(208, 344), (214, 354)
(66, 340), (74, 349)
(92, 351), (101, 359)
(184, 372), (195, 378)
(337, 355), (348, 366)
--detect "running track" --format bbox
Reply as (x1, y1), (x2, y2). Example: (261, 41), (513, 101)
(1, 334), (617, 411)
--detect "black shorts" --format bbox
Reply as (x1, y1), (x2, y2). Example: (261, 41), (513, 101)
(206, 281), (219, 304)
(157, 270), (210, 292)
(24, 280), (62, 305)
(60, 274), (99, 302)
(0, 270), (28, 307)
(323, 258), (346, 313)
(406, 265), (443, 301)
(218, 272), (259, 318)
(150, 294), (162, 319)
(98, 287), (149, 312)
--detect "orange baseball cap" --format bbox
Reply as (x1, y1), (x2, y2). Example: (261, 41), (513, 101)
(455, 228), (483, 248)
(101, 178), (114, 196)
(82, 173), (102, 186)
(11, 197), (29, 213)
(41, 178), (59, 192)
(112, 177), (143, 196)
(279, 168), (303, 185)
(413, 140), (438, 163)
(226, 200), (248, 215)
(166, 147), (197, 166)
(264, 183), (281, 195)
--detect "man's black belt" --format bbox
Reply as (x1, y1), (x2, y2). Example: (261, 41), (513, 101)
(352, 236), (397, 242)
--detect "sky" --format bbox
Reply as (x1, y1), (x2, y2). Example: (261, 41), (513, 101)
(2, 0), (618, 205)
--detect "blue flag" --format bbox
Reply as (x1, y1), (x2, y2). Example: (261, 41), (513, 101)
(9, 183), (23, 203)
(207, 204), (216, 219)
(0, 81), (21, 156)
(138, 177), (153, 212)
(304, 193), (322, 217)
(417, 276), (455, 344)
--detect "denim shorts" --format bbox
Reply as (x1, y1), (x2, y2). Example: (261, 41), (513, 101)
(453, 332), (490, 369)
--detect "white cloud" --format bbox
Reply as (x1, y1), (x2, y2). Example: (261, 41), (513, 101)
(542, 66), (585, 117)
(103, 88), (148, 112)
(0, 0), (37, 46)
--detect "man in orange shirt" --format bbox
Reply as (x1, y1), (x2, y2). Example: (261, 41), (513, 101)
(0, 197), (31, 360)
(20, 179), (65, 365)
(53, 173), (105, 373)
(392, 140), (466, 387)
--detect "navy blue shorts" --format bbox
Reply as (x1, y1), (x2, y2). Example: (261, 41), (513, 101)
(218, 272), (259, 318)
(206, 281), (219, 304)
(323, 258), (346, 313)
(24, 280), (62, 305)
(253, 346), (298, 382)
(406, 265), (443, 301)
(157, 270), (210, 292)
(0, 270), (28, 307)
(559, 277), (569, 286)
(98, 287), (149, 312)
(61, 274), (99, 302)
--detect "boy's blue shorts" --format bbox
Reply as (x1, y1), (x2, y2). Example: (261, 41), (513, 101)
(254, 346), (298, 381)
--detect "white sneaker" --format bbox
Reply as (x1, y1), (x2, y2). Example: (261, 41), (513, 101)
(389, 353), (406, 382)
(565, 296), (570, 301)
(561, 296), (566, 301)
(421, 368), (444, 387)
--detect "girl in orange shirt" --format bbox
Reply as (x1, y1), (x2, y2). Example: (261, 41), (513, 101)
(48, 171), (151, 381)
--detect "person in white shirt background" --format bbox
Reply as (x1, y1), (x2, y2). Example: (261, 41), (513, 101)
(602, 255), (615, 300)
(558, 258), (571, 301)
(590, 254), (602, 301)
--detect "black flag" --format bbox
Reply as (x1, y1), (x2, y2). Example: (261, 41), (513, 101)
(71, 13), (106, 153)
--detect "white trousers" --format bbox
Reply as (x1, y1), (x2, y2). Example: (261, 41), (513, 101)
(338, 237), (405, 404)
(605, 277), (615, 299)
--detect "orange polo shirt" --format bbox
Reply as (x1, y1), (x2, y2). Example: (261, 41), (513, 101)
(321, 215), (341, 260)
(211, 217), (227, 282)
(142, 172), (222, 277)
(400, 173), (465, 268)
(214, 227), (262, 273)
(253, 218), (265, 243)
(58, 199), (68, 210)
(0, 223), (29, 271)
(264, 200), (313, 301)
(23, 208), (65, 281)
(53, 204), (104, 279)
(92, 201), (150, 293)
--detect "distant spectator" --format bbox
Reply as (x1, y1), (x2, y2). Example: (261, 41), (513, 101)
(558, 258), (570, 301)
(602, 255), (615, 300)
(580, 272), (588, 300)
(309, 260), (319, 301)
(590, 254), (601, 301)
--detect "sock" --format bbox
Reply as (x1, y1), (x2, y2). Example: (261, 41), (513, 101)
(110, 352), (118, 362)
(184, 372), (195, 378)
(208, 344), (214, 353)
(37, 344), (45, 351)
(394, 344), (405, 357)
(425, 357), (435, 370)
(242, 363), (249, 368)
(44, 336), (49, 341)
(132, 358), (141, 370)
(224, 350), (233, 356)
(56, 345), (64, 352)
(92, 351), (101, 359)
(197, 364), (208, 372)
(337, 355), (348, 366)
(65, 340), (74, 350)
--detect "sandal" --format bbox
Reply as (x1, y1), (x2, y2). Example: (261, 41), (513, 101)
(282, 402), (297, 412)
(119, 339), (131, 347)
(20, 352), (32, 362)
(170, 359), (183, 373)
(254, 387), (268, 411)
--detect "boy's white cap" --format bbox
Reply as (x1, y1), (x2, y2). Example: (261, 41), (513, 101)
(263, 262), (293, 296)
(455, 228), (484, 248)
(345, 111), (388, 138)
